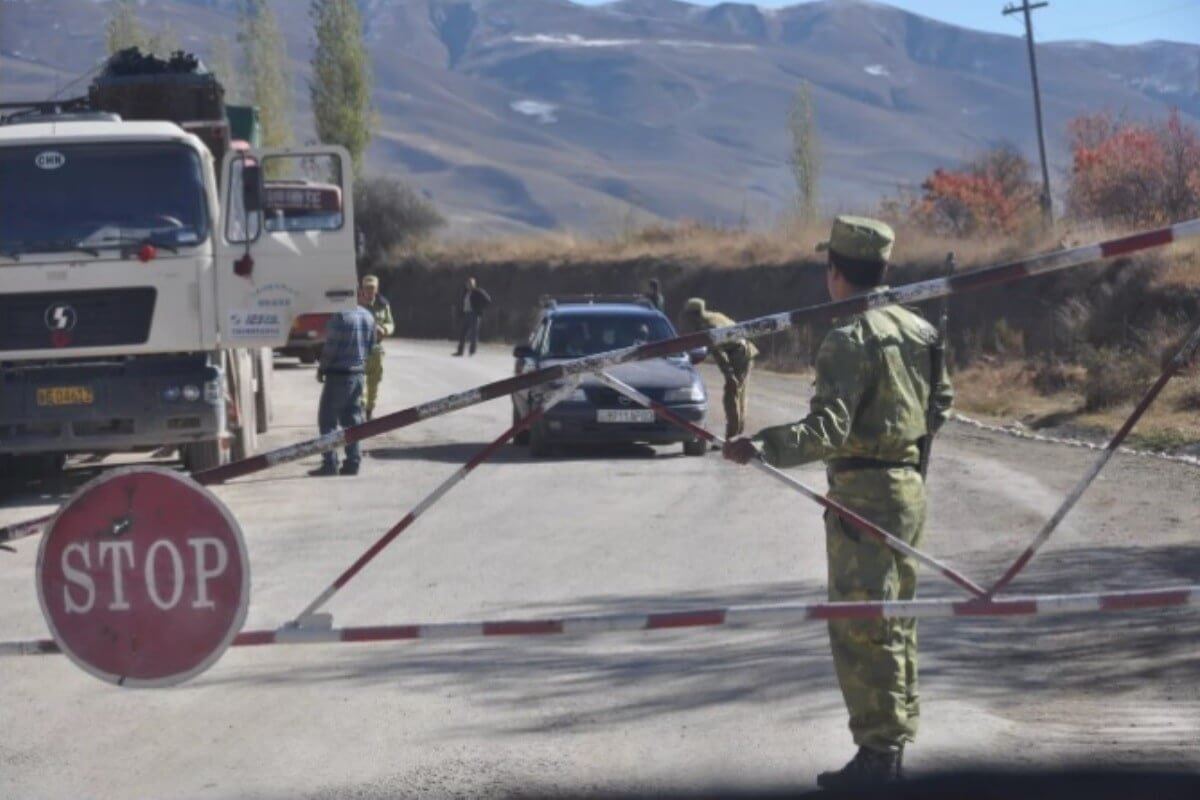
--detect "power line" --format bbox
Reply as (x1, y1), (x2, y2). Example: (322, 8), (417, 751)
(1051, 1), (1198, 39)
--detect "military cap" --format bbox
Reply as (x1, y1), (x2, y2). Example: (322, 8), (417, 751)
(816, 215), (895, 263)
(361, 275), (379, 288)
(683, 297), (706, 314)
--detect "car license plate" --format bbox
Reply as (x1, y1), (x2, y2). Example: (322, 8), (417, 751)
(36, 386), (94, 407)
(597, 409), (655, 423)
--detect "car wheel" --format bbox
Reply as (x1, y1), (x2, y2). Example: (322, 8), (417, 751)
(512, 405), (531, 445)
(529, 420), (552, 458)
(683, 438), (707, 457)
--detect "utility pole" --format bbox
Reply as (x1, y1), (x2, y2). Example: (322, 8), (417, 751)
(1004, 0), (1053, 225)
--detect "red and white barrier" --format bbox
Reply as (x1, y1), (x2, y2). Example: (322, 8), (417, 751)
(3, 585), (1196, 658)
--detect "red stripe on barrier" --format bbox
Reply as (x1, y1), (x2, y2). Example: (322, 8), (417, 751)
(956, 599), (1039, 616)
(1100, 589), (1191, 611)
(483, 620), (564, 636)
(1101, 227), (1174, 258)
(233, 631), (276, 646)
(342, 625), (421, 642)
(645, 610), (727, 629)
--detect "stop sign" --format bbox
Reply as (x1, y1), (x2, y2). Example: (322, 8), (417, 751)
(37, 467), (249, 687)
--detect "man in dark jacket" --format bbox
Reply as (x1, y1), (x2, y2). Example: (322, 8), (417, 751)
(454, 277), (492, 357)
(644, 278), (665, 312)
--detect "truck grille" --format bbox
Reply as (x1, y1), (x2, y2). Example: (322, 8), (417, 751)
(0, 288), (156, 351)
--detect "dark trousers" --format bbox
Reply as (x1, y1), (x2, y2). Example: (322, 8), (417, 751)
(456, 312), (481, 355)
(318, 373), (364, 468)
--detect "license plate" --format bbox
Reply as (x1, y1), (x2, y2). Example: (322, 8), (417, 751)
(36, 386), (94, 407)
(597, 409), (655, 423)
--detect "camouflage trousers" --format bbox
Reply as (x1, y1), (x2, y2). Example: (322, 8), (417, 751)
(719, 348), (752, 439)
(824, 467), (926, 753)
(364, 349), (384, 415)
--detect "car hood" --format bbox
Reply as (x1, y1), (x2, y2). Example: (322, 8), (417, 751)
(541, 356), (698, 390)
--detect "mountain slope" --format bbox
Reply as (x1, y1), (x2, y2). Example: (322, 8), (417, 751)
(2, 0), (1197, 236)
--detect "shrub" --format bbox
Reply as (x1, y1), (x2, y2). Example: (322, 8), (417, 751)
(1067, 109), (1200, 227)
(1082, 347), (1157, 411)
(353, 176), (443, 266)
(904, 145), (1041, 238)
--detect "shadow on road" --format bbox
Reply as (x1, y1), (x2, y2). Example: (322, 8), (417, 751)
(0, 458), (177, 510)
(367, 441), (689, 464)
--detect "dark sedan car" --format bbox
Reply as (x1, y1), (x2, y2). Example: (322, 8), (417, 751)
(511, 298), (708, 457)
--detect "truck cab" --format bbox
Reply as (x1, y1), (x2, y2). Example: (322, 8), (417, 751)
(0, 51), (358, 476)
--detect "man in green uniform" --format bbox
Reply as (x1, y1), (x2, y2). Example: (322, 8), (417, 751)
(359, 275), (395, 420)
(723, 216), (953, 789)
(680, 298), (759, 440)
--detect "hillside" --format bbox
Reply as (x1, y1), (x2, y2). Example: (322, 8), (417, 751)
(2, 0), (1198, 236)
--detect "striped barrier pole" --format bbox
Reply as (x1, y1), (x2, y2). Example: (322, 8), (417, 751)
(3, 218), (1198, 545)
(985, 320), (1200, 597)
(287, 379), (580, 627)
(594, 372), (988, 598)
(4, 585), (1197, 657)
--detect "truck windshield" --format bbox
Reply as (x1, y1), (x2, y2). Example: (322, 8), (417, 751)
(0, 142), (209, 257)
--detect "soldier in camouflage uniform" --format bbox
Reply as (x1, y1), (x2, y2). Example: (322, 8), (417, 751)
(359, 275), (395, 421)
(724, 216), (953, 789)
(680, 298), (759, 440)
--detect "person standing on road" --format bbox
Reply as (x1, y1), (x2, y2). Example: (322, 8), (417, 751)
(679, 297), (758, 440)
(453, 277), (492, 357)
(723, 216), (954, 789)
(644, 278), (665, 312)
(312, 301), (376, 477)
(359, 275), (394, 421)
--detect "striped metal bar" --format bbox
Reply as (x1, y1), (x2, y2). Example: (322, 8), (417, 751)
(4, 586), (1197, 657)
(594, 372), (988, 598)
(3, 218), (1198, 545)
(985, 321), (1200, 597)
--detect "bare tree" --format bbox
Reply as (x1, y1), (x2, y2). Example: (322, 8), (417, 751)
(789, 81), (821, 223)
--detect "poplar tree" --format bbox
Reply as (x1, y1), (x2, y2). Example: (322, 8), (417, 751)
(105, 0), (149, 54)
(309, 0), (374, 175)
(208, 38), (242, 103)
(239, 0), (294, 149)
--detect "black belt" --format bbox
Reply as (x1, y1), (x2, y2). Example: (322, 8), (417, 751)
(323, 367), (364, 376)
(828, 457), (919, 474)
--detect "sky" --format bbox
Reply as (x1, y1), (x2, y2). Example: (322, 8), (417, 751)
(575, 0), (1200, 46)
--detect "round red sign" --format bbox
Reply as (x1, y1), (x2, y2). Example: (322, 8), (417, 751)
(36, 467), (249, 687)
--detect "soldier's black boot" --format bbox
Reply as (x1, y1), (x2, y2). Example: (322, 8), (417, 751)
(816, 746), (901, 791)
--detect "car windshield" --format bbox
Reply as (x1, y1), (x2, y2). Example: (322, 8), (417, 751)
(545, 313), (674, 358)
(0, 142), (209, 257)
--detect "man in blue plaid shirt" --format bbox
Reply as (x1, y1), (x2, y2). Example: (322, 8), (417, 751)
(311, 297), (376, 476)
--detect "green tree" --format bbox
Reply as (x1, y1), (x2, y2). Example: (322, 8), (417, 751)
(789, 81), (821, 223)
(105, 0), (148, 55)
(239, 0), (294, 149)
(310, 0), (374, 175)
(208, 38), (242, 103)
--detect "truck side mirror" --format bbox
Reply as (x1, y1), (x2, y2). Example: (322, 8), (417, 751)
(242, 163), (264, 213)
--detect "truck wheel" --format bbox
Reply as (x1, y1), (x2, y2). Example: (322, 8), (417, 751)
(529, 420), (552, 458)
(683, 438), (708, 457)
(231, 351), (258, 461)
(182, 440), (229, 473)
(512, 406), (531, 446)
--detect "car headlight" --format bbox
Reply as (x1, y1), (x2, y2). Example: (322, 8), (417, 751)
(663, 383), (705, 403)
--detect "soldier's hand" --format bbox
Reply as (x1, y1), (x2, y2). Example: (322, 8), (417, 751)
(722, 437), (759, 465)
(376, 325), (386, 339)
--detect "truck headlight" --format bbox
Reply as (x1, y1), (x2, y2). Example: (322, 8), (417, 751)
(204, 379), (222, 404)
(182, 385), (202, 402)
(162, 386), (182, 402)
(663, 383), (705, 403)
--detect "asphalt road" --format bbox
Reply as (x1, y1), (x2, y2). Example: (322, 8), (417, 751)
(2, 340), (1198, 799)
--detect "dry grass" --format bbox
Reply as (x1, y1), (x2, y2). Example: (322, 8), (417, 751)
(1154, 238), (1200, 289)
(952, 359), (1200, 451)
(414, 218), (1058, 270)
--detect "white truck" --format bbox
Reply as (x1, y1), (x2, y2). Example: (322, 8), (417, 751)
(0, 52), (358, 477)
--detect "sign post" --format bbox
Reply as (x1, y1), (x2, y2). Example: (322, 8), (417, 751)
(36, 467), (249, 687)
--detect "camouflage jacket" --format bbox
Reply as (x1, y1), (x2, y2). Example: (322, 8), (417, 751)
(367, 296), (395, 352)
(753, 294), (953, 469)
(682, 309), (760, 372)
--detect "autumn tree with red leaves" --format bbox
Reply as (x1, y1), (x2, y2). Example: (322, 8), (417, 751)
(1067, 109), (1200, 226)
(898, 145), (1041, 237)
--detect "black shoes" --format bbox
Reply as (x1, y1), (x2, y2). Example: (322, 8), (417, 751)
(338, 462), (360, 476)
(452, 351), (464, 357)
(816, 746), (903, 791)
(308, 464), (337, 477)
